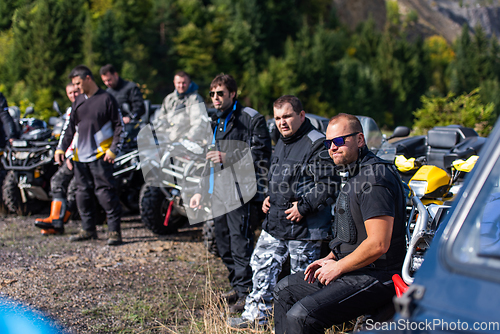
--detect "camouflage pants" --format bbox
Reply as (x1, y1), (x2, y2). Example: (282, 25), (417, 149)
(240, 229), (322, 322)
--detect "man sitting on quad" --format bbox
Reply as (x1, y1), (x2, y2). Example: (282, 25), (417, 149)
(273, 113), (406, 334)
(155, 71), (207, 143)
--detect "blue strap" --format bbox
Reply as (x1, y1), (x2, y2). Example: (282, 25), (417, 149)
(208, 102), (237, 194)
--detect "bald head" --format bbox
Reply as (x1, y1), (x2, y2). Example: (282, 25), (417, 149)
(326, 114), (365, 166)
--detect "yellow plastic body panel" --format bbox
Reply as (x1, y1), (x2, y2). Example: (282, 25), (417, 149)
(410, 165), (450, 197)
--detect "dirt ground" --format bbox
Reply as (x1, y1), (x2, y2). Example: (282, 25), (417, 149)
(0, 211), (230, 333)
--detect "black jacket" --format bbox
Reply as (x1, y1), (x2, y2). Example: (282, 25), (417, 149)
(199, 101), (272, 202)
(0, 93), (19, 148)
(106, 78), (145, 120)
(263, 118), (338, 241)
(57, 90), (124, 162)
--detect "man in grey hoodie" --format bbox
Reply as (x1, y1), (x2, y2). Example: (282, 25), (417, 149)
(157, 71), (206, 142)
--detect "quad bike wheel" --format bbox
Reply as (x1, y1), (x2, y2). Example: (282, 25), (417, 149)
(2, 170), (44, 215)
(139, 183), (186, 235)
(202, 219), (218, 256)
(0, 169), (6, 213)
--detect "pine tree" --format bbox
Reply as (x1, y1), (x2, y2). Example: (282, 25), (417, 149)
(10, 0), (85, 118)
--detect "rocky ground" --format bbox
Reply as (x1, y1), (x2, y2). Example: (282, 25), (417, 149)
(0, 211), (230, 333)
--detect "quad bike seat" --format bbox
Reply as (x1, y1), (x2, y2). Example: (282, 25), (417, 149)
(426, 125), (478, 170)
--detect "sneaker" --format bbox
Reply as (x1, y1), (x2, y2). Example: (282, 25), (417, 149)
(229, 295), (247, 313)
(69, 230), (97, 242)
(227, 317), (259, 329)
(227, 317), (269, 330)
(227, 317), (251, 329)
(220, 288), (239, 304)
(107, 231), (122, 246)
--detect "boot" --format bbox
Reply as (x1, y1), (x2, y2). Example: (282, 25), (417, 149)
(35, 198), (70, 230)
(40, 227), (64, 236)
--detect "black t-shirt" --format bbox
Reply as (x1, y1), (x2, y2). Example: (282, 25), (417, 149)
(335, 149), (406, 269)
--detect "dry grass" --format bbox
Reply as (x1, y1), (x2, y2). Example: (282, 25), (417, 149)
(1, 214), (357, 334)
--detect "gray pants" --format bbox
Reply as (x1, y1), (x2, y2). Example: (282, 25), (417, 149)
(241, 229), (321, 322)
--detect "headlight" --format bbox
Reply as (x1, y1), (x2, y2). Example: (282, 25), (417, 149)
(11, 140), (27, 148)
(409, 180), (427, 198)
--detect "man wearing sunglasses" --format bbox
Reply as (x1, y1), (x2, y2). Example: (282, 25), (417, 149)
(273, 113), (407, 334)
(228, 95), (338, 329)
(156, 71), (206, 142)
(190, 74), (272, 312)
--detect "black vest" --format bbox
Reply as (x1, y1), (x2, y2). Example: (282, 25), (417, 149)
(329, 148), (406, 270)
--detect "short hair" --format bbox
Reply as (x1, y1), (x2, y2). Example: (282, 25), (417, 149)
(174, 71), (190, 80)
(210, 74), (237, 99)
(66, 82), (75, 89)
(99, 64), (117, 76)
(69, 65), (94, 81)
(329, 113), (363, 133)
(273, 95), (303, 114)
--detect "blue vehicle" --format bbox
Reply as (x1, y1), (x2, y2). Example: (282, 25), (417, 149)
(361, 118), (500, 333)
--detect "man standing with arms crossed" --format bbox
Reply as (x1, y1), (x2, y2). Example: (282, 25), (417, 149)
(55, 65), (125, 246)
(190, 74), (272, 310)
(273, 113), (406, 334)
(228, 95), (338, 328)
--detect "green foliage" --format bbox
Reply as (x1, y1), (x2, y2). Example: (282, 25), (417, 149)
(0, 0), (499, 133)
(386, 0), (401, 32)
(5, 0), (85, 120)
(413, 89), (495, 136)
(423, 35), (455, 95)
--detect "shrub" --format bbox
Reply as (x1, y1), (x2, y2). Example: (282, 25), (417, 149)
(413, 88), (495, 136)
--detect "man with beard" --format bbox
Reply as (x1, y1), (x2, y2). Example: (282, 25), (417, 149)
(273, 113), (406, 334)
(228, 95), (338, 329)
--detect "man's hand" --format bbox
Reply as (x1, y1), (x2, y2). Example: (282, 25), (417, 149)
(104, 151), (115, 163)
(304, 252), (337, 284)
(206, 151), (226, 164)
(122, 116), (131, 124)
(314, 260), (342, 286)
(65, 158), (73, 171)
(285, 201), (303, 222)
(54, 152), (65, 166)
(304, 259), (324, 283)
(190, 193), (202, 209)
(262, 196), (271, 214)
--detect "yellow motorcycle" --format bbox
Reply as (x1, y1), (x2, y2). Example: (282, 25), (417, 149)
(394, 155), (478, 289)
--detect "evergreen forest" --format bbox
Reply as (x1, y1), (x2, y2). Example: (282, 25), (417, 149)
(0, 0), (498, 133)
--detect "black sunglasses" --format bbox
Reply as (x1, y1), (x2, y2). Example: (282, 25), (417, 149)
(209, 91), (225, 98)
(323, 132), (360, 149)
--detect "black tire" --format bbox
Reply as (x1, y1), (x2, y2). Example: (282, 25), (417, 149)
(0, 168), (6, 213)
(2, 170), (44, 215)
(120, 187), (141, 213)
(202, 219), (218, 256)
(139, 183), (186, 235)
